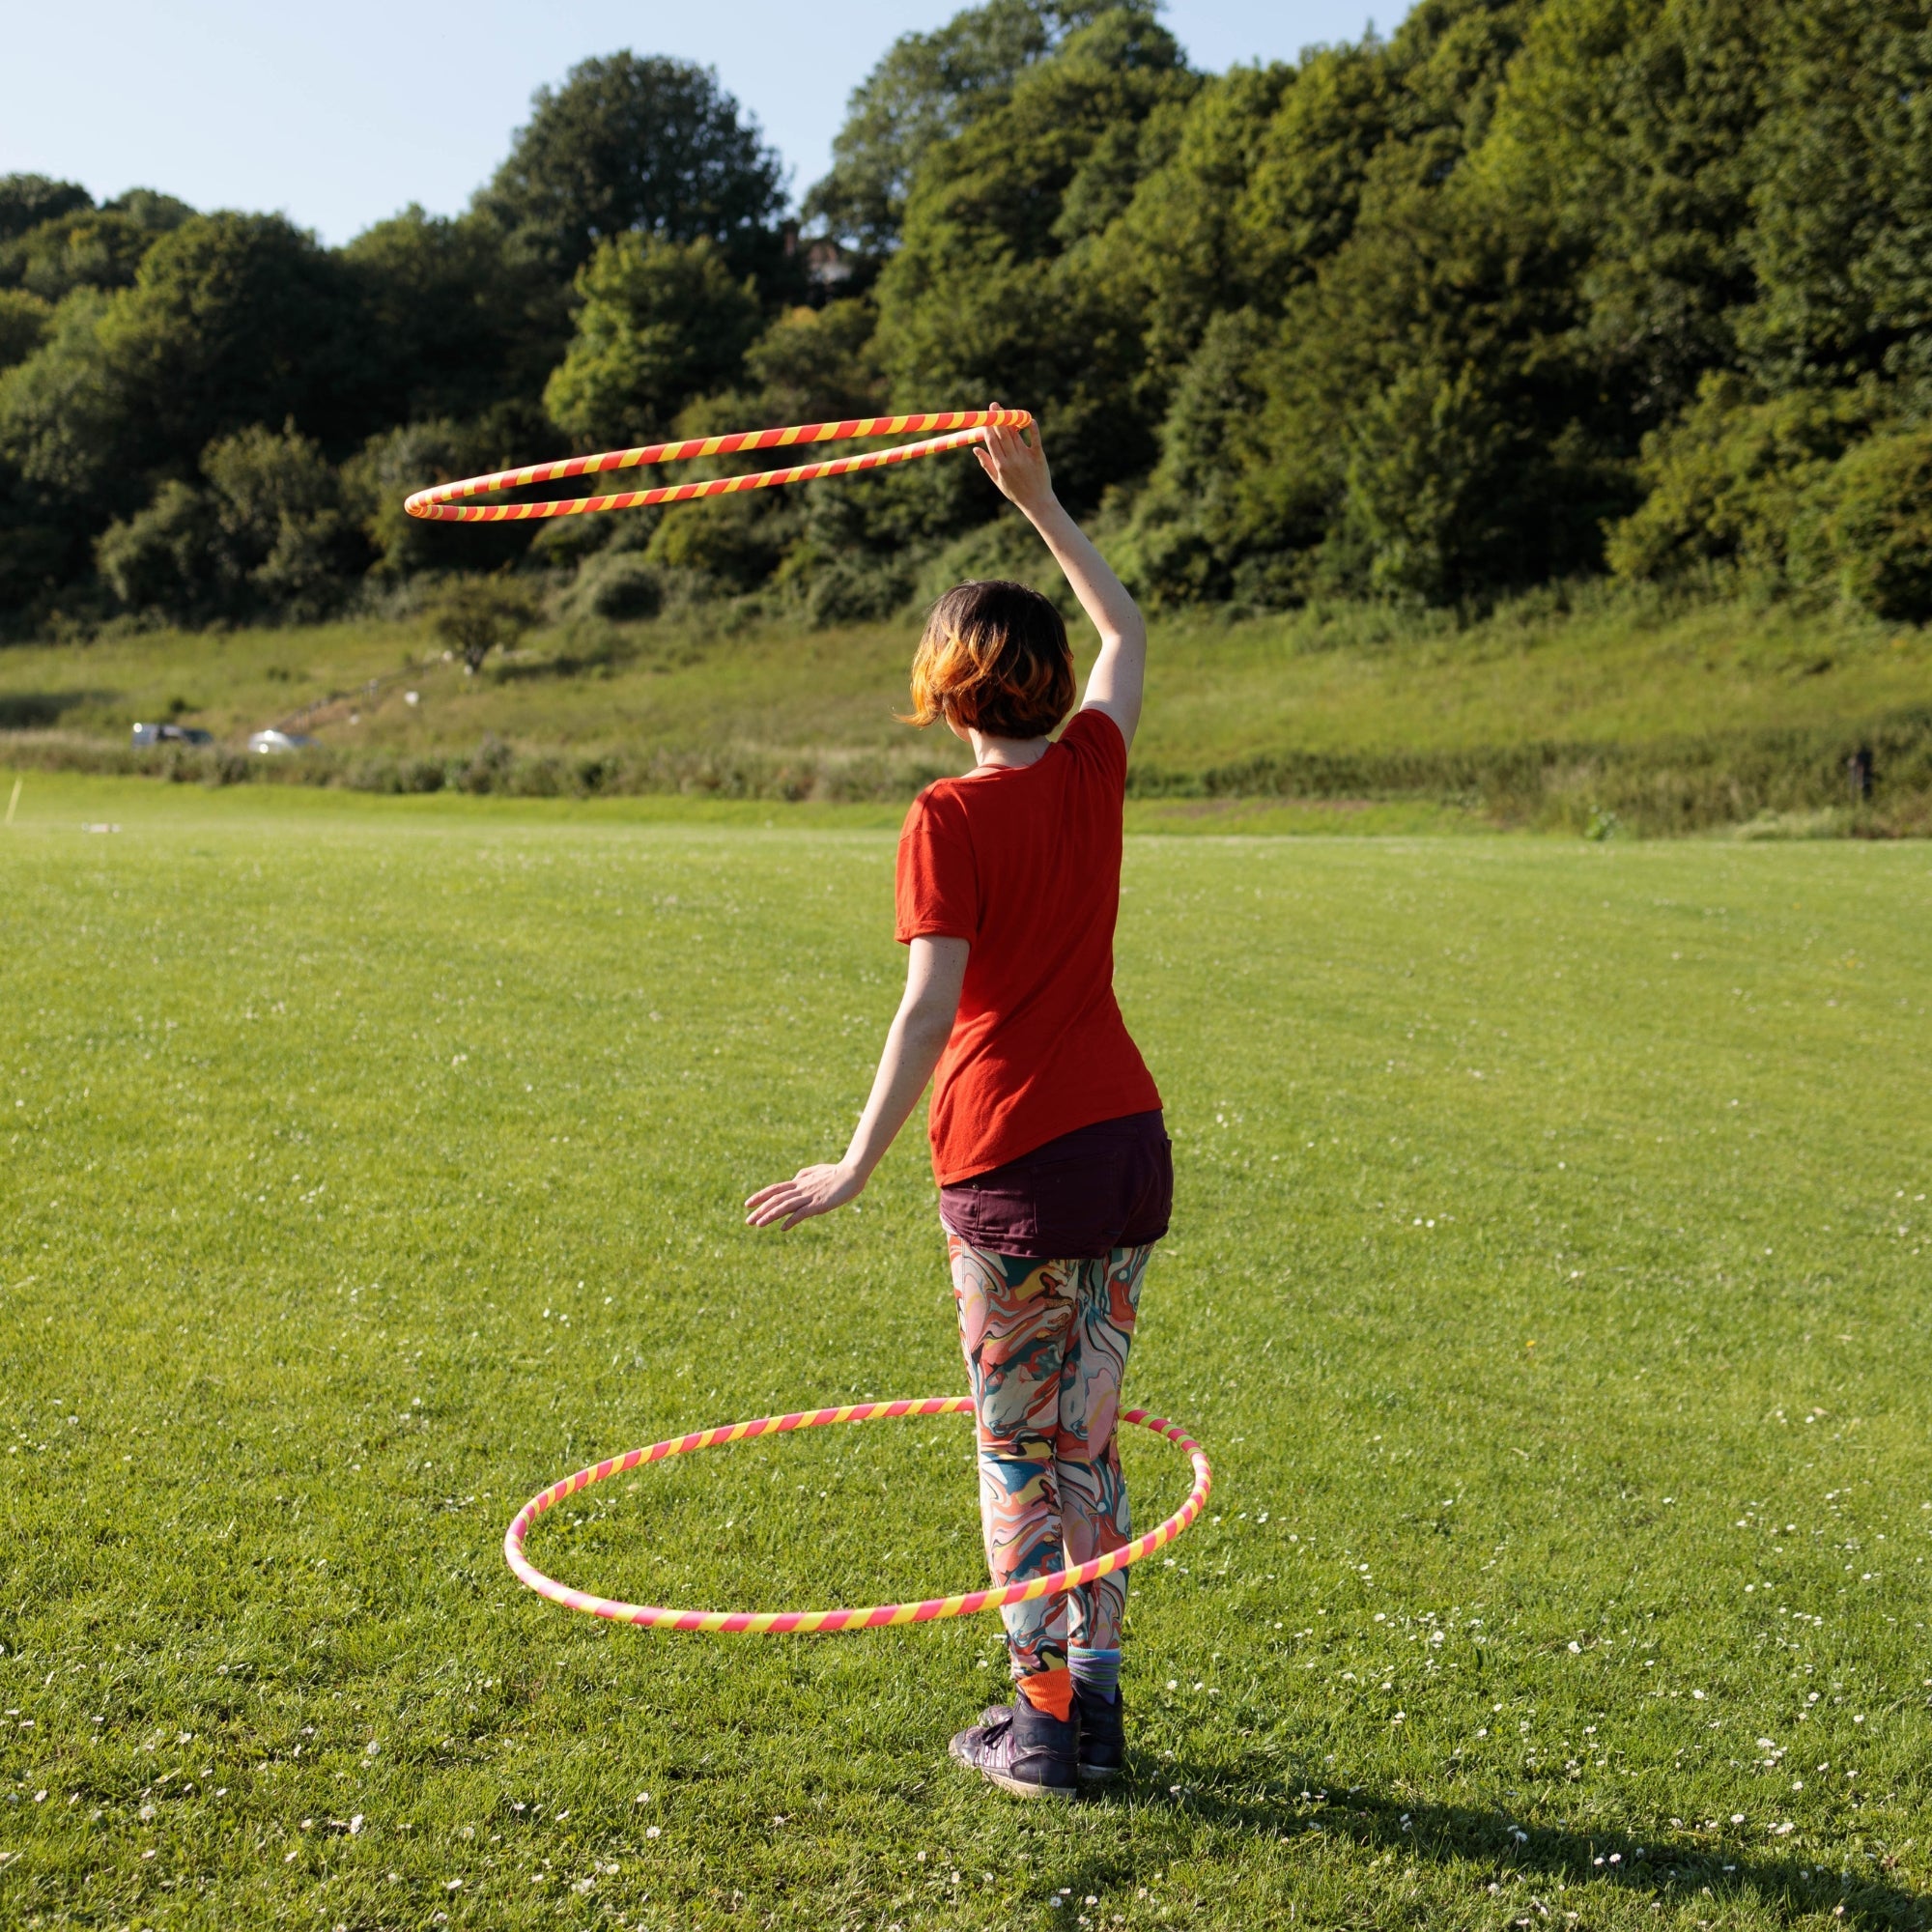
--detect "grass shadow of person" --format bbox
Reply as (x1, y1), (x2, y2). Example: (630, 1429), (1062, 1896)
(1083, 1759), (1926, 1929)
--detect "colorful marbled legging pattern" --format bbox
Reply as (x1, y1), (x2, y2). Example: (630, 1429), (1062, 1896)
(949, 1236), (1153, 1683)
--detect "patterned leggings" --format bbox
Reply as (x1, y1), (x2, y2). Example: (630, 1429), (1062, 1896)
(949, 1236), (1152, 1683)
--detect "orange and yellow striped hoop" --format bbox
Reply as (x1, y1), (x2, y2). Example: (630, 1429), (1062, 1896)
(404, 409), (1034, 525)
(504, 1396), (1211, 1634)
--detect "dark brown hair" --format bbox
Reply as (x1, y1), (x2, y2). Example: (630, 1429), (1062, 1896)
(903, 580), (1075, 740)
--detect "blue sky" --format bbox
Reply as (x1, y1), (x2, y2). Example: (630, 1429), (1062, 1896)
(0, 2), (1410, 244)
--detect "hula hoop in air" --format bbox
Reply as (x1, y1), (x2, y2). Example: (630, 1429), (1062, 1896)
(503, 1395), (1212, 1634)
(404, 408), (1035, 525)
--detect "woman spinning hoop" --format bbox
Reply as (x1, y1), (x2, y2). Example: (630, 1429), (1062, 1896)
(747, 406), (1169, 1800)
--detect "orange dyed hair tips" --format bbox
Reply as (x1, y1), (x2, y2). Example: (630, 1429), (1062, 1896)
(905, 580), (1074, 741)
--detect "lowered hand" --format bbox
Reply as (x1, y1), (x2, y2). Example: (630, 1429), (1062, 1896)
(744, 1161), (865, 1231)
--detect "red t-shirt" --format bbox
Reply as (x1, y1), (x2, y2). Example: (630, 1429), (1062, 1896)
(895, 707), (1162, 1185)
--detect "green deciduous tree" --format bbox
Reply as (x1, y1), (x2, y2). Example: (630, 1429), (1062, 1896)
(1478, 0), (1768, 428)
(544, 234), (762, 449)
(0, 289), (128, 511)
(99, 213), (378, 458)
(0, 189), (193, 303)
(1115, 0), (1586, 604)
(874, 6), (1199, 509)
(95, 476), (218, 615)
(480, 53), (786, 287)
(1739, 2), (1932, 403)
(0, 450), (88, 615)
(739, 299), (885, 427)
(804, 2), (1105, 254)
(1609, 382), (1932, 621)
(96, 422), (366, 622)
(0, 290), (51, 373)
(15, 7), (1932, 630)
(0, 176), (92, 242)
(3, 213), (154, 303)
(200, 422), (365, 612)
(426, 575), (542, 672)
(631, 298), (890, 611)
(342, 207), (558, 425)
(0, 213), (376, 527)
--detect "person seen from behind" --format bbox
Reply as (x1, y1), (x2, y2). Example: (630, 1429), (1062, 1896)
(747, 408), (1169, 1799)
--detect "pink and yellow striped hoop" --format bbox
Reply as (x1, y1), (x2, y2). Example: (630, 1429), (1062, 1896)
(504, 1396), (1211, 1634)
(404, 409), (1034, 525)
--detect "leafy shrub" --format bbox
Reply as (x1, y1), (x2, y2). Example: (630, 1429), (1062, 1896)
(645, 492), (785, 592)
(1606, 377), (1873, 587)
(424, 576), (541, 671)
(201, 422), (362, 616)
(96, 477), (221, 614)
(1815, 426), (1932, 623)
(571, 549), (664, 620)
(1609, 380), (1932, 621)
(453, 738), (516, 793)
(804, 556), (912, 628)
(96, 423), (362, 622)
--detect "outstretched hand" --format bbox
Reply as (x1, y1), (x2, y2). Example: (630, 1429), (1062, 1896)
(744, 1161), (864, 1231)
(975, 402), (1055, 517)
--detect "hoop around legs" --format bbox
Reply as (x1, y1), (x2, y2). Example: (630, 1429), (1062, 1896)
(502, 1396), (1211, 1634)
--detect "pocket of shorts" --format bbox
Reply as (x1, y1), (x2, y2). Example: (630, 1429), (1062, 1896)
(940, 1178), (1042, 1247)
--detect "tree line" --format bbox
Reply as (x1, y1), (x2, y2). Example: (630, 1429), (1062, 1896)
(2, 0), (1929, 638)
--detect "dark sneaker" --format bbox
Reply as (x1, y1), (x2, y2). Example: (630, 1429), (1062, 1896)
(1073, 1683), (1124, 1782)
(949, 1698), (1079, 1800)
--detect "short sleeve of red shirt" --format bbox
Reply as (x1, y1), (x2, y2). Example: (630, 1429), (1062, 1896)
(895, 788), (978, 943)
(889, 706), (1161, 1184)
(1057, 704), (1126, 785)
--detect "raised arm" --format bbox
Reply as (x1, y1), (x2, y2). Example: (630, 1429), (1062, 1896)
(975, 407), (1148, 750)
(744, 934), (968, 1231)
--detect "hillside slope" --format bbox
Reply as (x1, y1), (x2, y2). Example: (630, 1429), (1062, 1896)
(3, 588), (1927, 833)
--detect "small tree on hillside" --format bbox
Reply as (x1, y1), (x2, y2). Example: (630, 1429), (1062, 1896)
(427, 576), (541, 673)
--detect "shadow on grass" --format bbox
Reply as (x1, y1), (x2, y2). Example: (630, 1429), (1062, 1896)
(1094, 1764), (1927, 1929)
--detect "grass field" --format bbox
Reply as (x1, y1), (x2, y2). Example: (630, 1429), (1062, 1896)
(3, 773), (1930, 1931)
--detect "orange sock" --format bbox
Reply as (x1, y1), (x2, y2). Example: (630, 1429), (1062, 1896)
(1019, 1669), (1074, 1721)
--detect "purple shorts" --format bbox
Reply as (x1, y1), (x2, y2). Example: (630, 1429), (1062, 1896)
(939, 1110), (1172, 1261)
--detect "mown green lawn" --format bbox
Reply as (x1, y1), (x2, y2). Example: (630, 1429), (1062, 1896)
(2, 774), (1929, 1930)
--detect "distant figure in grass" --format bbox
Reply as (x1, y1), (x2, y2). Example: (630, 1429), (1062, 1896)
(747, 408), (1167, 1800)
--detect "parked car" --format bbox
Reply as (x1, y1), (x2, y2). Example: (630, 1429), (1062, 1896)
(130, 722), (213, 748)
(247, 729), (318, 754)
